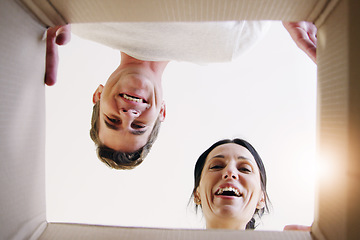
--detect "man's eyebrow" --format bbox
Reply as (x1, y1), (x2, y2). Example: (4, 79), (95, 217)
(104, 120), (119, 130)
(130, 129), (146, 135)
(104, 119), (146, 135)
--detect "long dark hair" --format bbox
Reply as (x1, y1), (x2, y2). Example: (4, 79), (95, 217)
(191, 138), (270, 229)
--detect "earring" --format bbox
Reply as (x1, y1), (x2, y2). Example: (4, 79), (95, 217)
(195, 197), (201, 205)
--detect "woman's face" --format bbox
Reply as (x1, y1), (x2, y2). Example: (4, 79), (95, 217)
(195, 143), (265, 229)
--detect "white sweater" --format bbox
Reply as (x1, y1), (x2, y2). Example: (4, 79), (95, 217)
(72, 21), (270, 63)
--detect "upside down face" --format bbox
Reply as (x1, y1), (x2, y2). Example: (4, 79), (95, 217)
(93, 65), (166, 152)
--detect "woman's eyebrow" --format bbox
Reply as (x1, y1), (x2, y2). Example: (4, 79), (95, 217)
(237, 156), (257, 165)
(210, 155), (225, 160)
(209, 155), (254, 163)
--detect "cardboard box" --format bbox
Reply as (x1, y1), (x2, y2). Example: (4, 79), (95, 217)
(0, 0), (359, 239)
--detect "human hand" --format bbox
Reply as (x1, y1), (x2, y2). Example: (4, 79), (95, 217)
(283, 224), (311, 231)
(282, 21), (317, 64)
(45, 25), (71, 86)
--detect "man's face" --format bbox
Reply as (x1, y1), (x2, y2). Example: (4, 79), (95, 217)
(93, 65), (165, 152)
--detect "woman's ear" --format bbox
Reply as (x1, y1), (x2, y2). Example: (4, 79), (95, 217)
(93, 84), (104, 104)
(256, 192), (266, 209)
(194, 188), (201, 205)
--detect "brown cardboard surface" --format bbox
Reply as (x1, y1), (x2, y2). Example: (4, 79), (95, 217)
(22, 0), (331, 26)
(315, 0), (349, 239)
(314, 0), (360, 240)
(39, 223), (313, 240)
(314, 0), (341, 26)
(348, 1), (360, 239)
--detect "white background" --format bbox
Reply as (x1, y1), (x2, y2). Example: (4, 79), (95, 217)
(46, 21), (317, 230)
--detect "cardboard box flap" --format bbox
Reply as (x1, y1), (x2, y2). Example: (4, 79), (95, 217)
(39, 223), (313, 240)
(314, 0), (341, 26)
(0, 0), (47, 240)
(1, 0), (358, 239)
(21, 0), (336, 26)
(315, 0), (360, 239)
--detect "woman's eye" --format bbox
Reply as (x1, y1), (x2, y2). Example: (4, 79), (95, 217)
(239, 167), (251, 173)
(210, 165), (223, 170)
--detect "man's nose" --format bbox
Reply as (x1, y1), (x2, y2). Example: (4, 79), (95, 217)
(119, 108), (141, 118)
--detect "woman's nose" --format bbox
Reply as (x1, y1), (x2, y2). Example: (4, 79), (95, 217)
(223, 167), (238, 180)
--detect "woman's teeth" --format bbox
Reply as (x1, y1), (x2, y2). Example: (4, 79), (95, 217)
(216, 187), (241, 197)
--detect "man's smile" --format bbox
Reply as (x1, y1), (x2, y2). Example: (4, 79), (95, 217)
(120, 93), (147, 103)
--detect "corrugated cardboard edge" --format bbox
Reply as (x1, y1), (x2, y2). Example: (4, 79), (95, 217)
(18, 0), (341, 29)
(38, 222), (313, 240)
(21, 0), (67, 26)
(9, 216), (47, 240)
(307, 0), (330, 22)
(311, 222), (327, 240)
(314, 0), (341, 27)
(21, 0), (333, 26)
(29, 221), (48, 240)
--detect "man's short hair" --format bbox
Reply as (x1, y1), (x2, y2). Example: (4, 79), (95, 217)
(90, 101), (161, 170)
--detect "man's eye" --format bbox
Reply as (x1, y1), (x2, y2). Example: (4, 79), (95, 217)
(109, 118), (118, 123)
(132, 123), (145, 129)
(107, 116), (119, 124)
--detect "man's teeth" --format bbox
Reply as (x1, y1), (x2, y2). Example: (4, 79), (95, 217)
(123, 94), (143, 103)
(216, 187), (241, 197)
